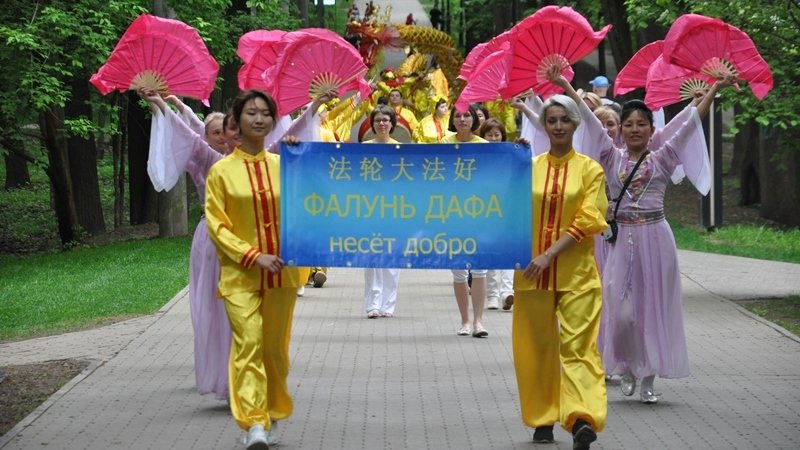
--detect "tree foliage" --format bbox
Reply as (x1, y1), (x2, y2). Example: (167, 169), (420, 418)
(624, 0), (800, 145)
(0, 0), (303, 246)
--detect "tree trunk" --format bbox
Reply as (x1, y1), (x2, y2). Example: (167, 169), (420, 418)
(316, 0), (324, 28)
(127, 91), (157, 225)
(66, 77), (106, 235)
(39, 106), (78, 245)
(295, 0), (309, 27)
(758, 127), (800, 226)
(730, 105), (753, 176)
(113, 94), (126, 228)
(0, 112), (31, 189)
(599, 0), (634, 78)
(158, 177), (188, 237)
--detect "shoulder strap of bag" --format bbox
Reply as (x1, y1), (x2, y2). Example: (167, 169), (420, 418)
(612, 151), (649, 220)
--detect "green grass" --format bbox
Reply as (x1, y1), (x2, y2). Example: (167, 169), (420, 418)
(670, 221), (800, 264)
(0, 236), (190, 342)
(736, 296), (800, 336)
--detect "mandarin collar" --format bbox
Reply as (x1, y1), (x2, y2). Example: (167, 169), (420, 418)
(232, 147), (267, 161)
(546, 148), (576, 165)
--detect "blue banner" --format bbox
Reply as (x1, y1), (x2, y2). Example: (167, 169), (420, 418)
(280, 142), (532, 269)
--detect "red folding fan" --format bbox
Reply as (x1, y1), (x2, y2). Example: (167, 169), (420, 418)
(504, 6), (611, 98)
(614, 40), (664, 97)
(237, 30), (287, 90)
(455, 45), (512, 112)
(90, 14), (219, 106)
(261, 30), (368, 115)
(662, 14), (773, 99)
(644, 55), (715, 111)
(459, 30), (515, 81)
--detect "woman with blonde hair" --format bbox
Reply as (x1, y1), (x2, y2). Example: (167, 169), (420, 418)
(512, 89), (608, 449)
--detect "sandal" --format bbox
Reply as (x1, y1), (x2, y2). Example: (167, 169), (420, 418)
(381, 312), (394, 318)
(472, 326), (489, 338)
(457, 325), (471, 336)
(367, 310), (380, 319)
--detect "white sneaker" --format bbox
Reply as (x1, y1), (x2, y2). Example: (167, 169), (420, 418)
(487, 296), (500, 310)
(245, 424), (269, 449)
(267, 421), (279, 446)
(297, 286), (305, 297)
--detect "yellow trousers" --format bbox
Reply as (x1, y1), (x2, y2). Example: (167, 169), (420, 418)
(224, 288), (297, 430)
(512, 288), (606, 432)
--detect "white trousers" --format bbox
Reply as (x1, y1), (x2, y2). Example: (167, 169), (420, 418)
(487, 269), (514, 299)
(364, 268), (400, 314)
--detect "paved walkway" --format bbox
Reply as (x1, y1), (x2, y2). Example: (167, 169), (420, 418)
(1, 250), (799, 449)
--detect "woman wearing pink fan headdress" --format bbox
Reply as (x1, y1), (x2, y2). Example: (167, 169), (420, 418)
(548, 67), (737, 405)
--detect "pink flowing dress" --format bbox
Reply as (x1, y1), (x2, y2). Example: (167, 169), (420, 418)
(148, 106), (230, 399)
(576, 100), (710, 379)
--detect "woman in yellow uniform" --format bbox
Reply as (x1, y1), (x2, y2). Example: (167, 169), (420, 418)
(513, 93), (608, 450)
(412, 97), (452, 143)
(205, 90), (311, 449)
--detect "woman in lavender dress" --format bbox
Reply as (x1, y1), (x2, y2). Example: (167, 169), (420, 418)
(140, 90), (232, 400)
(548, 70), (735, 403)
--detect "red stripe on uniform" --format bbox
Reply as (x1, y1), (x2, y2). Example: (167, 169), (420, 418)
(262, 157), (282, 287)
(551, 162), (569, 289)
(245, 160), (265, 291)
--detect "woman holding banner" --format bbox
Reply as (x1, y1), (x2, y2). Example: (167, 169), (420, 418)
(440, 105), (490, 337)
(512, 91), (608, 449)
(363, 105), (402, 318)
(205, 88), (332, 448)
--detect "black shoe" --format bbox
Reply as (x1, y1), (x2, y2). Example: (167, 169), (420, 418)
(532, 425), (554, 443)
(572, 419), (597, 450)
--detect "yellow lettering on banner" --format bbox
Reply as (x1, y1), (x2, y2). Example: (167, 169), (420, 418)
(422, 157), (446, 181)
(486, 194), (503, 218)
(391, 157), (415, 181)
(345, 194), (361, 216)
(329, 156), (352, 180)
(453, 157), (477, 181)
(360, 156), (383, 181)
(445, 195), (464, 220)
(329, 234), (398, 254)
(324, 194), (350, 217)
(463, 195), (485, 218)
(425, 195), (446, 223)
(380, 195), (398, 219)
(403, 238), (419, 257)
(400, 234), (480, 259)
(362, 195), (379, 218)
(330, 237), (344, 252)
(463, 238), (477, 254)
(343, 237), (358, 253)
(304, 193), (325, 216)
(400, 196), (416, 219)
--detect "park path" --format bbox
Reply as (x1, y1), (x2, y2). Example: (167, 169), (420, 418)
(1, 250), (799, 449)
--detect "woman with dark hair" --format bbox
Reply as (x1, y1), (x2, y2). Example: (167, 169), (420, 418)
(512, 92), (608, 450)
(413, 96), (452, 143)
(205, 89), (329, 449)
(548, 68), (735, 404)
(363, 105), (402, 318)
(440, 104), (489, 337)
(471, 102), (490, 126)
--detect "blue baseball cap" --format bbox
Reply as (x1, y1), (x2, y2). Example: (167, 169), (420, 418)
(590, 75), (610, 88)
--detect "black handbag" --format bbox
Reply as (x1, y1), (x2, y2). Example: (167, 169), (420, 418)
(603, 151), (649, 244)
